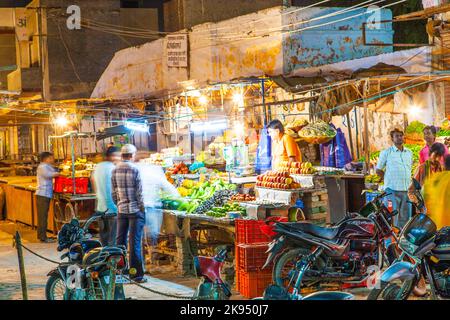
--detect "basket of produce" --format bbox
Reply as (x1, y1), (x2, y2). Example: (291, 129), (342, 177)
(166, 162), (189, 175)
(284, 119), (309, 139)
(405, 121), (426, 145)
(298, 120), (336, 144)
(364, 174), (381, 190)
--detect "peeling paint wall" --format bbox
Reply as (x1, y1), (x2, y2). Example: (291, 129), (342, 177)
(282, 7), (393, 73)
(92, 6), (393, 99)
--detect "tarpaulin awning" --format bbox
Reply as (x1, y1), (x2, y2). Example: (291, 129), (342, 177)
(270, 75), (328, 93)
(96, 125), (132, 141)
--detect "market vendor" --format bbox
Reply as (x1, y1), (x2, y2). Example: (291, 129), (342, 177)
(419, 125), (448, 165)
(36, 152), (60, 243)
(267, 119), (302, 170)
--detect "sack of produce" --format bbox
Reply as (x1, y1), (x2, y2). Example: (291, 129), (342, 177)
(298, 120), (336, 144)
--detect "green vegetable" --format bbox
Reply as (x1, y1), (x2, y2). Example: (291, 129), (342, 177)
(405, 121), (426, 135)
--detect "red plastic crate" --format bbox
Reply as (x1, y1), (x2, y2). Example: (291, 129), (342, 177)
(235, 243), (271, 271)
(235, 219), (270, 244)
(54, 177), (89, 194)
(237, 269), (272, 299)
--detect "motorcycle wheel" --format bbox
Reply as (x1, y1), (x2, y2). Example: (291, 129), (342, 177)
(272, 248), (323, 292)
(45, 274), (68, 300)
(367, 279), (416, 300)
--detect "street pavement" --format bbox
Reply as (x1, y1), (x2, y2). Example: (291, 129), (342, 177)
(0, 221), (412, 301)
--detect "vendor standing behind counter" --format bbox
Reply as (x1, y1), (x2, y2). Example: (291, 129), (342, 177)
(267, 120), (302, 170)
(36, 152), (60, 243)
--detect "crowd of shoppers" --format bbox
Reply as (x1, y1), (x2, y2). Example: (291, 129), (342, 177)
(36, 143), (178, 282)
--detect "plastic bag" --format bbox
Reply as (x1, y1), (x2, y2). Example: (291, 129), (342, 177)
(335, 127), (352, 168)
(255, 125), (272, 174)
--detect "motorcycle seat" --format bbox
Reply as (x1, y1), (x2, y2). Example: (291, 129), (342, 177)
(281, 222), (340, 240)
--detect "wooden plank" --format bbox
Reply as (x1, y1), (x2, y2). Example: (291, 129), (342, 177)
(305, 212), (328, 220)
(304, 200), (328, 208)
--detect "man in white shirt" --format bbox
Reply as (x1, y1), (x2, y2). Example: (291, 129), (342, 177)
(135, 155), (179, 245)
(376, 128), (413, 228)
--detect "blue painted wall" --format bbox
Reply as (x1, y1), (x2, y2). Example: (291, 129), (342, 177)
(282, 7), (393, 73)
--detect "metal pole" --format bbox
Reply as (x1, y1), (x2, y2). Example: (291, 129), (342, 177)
(346, 113), (355, 160)
(354, 108), (360, 160)
(363, 83), (370, 174)
(14, 231), (28, 300)
(261, 79), (267, 126)
(71, 133), (76, 195)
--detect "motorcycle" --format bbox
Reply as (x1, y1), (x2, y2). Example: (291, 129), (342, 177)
(193, 249), (232, 300)
(45, 212), (128, 300)
(262, 192), (398, 295)
(193, 249), (354, 301)
(368, 179), (450, 300)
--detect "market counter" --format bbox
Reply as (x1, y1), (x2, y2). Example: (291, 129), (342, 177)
(0, 178), (57, 232)
(0, 176), (95, 233)
(151, 210), (236, 276)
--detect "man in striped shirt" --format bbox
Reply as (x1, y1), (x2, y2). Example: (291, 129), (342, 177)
(112, 144), (146, 282)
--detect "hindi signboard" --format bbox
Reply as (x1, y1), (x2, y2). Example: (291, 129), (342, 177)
(166, 34), (188, 68)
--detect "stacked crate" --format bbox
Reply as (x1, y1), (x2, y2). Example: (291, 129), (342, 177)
(301, 188), (329, 225)
(235, 219), (273, 298)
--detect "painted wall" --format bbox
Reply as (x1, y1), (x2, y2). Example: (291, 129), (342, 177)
(92, 6), (393, 99)
(282, 7), (393, 73)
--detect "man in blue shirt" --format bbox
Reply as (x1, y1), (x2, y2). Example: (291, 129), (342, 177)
(376, 128), (413, 228)
(36, 152), (60, 243)
(91, 146), (121, 246)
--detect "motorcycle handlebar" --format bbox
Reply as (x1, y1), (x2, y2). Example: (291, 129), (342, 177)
(82, 211), (114, 231)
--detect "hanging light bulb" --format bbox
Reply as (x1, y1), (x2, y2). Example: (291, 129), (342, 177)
(54, 114), (69, 127)
(232, 92), (244, 105)
(199, 95), (208, 105)
(409, 104), (421, 117)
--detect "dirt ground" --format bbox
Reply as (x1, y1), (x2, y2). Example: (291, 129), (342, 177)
(0, 220), (404, 301)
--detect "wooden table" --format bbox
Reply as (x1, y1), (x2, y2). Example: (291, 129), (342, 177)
(148, 210), (235, 276)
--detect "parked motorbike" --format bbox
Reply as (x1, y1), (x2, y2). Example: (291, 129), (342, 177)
(368, 179), (450, 300)
(262, 192), (398, 295)
(193, 249), (232, 300)
(45, 212), (128, 300)
(192, 249), (354, 301)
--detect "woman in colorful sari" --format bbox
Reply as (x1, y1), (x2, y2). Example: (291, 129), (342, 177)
(423, 154), (450, 230)
(407, 142), (445, 297)
(408, 142), (445, 199)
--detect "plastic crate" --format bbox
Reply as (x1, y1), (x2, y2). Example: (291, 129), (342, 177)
(237, 269), (272, 299)
(235, 219), (270, 244)
(235, 243), (271, 271)
(54, 177), (89, 194)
